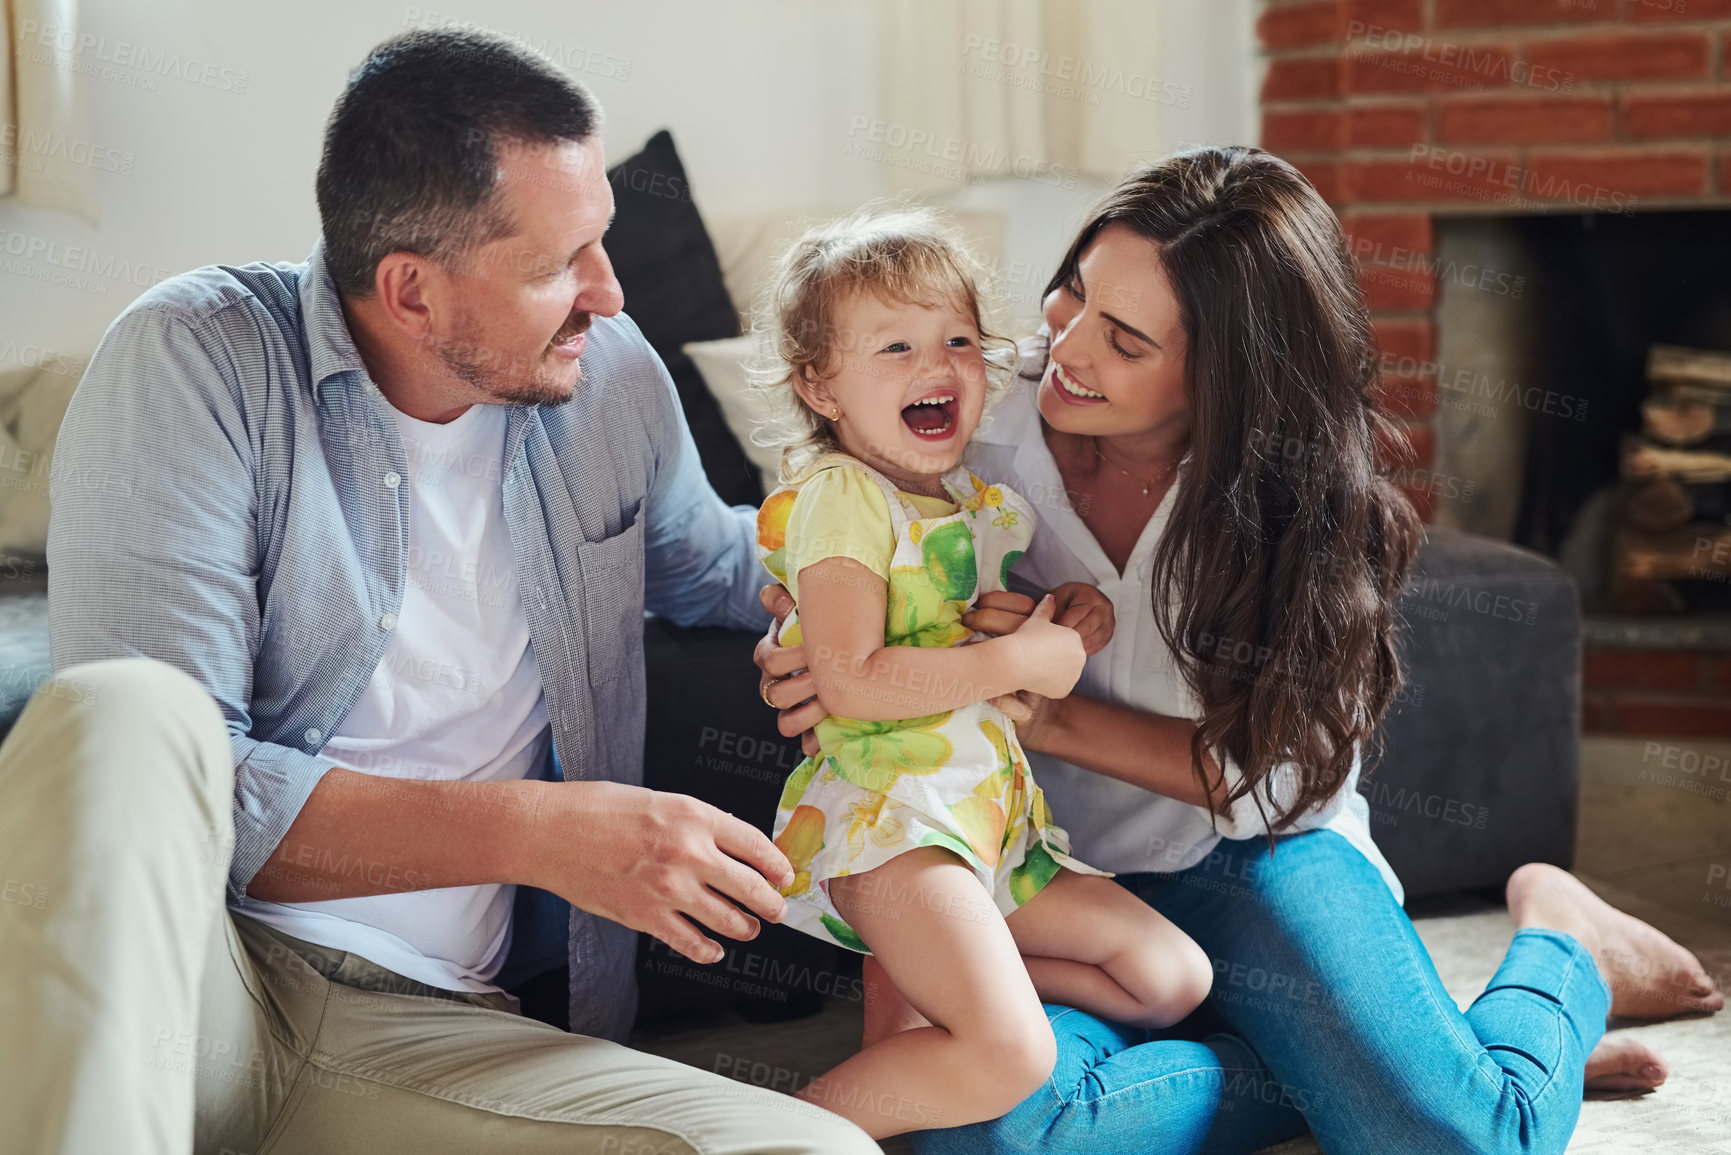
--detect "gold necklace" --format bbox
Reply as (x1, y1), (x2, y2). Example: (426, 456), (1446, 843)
(1092, 439), (1176, 497)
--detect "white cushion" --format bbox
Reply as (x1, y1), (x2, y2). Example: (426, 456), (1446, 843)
(683, 334), (780, 492)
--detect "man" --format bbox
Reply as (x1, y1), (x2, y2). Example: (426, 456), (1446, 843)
(0, 27), (878, 1155)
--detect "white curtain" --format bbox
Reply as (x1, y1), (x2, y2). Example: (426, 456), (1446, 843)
(879, 0), (1168, 192)
(1, 0), (100, 222)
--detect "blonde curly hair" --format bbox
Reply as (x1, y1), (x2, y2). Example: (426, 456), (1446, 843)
(748, 206), (1016, 480)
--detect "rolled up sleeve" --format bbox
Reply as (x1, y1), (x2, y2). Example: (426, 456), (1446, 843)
(48, 303), (336, 902)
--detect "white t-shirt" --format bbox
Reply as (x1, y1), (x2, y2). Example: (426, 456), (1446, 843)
(968, 382), (1403, 902)
(247, 401), (552, 991)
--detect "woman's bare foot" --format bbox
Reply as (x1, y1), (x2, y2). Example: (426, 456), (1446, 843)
(1583, 1033), (1668, 1093)
(860, 954), (931, 1047)
(1506, 863), (1724, 1019)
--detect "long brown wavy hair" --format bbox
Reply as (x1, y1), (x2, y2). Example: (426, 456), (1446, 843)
(1044, 146), (1423, 831)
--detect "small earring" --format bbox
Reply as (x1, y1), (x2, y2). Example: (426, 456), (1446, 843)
(831, 408), (841, 420)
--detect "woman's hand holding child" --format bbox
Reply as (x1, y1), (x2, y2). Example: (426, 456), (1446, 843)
(1049, 582), (1115, 655)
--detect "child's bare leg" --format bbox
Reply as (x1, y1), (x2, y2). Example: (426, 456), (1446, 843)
(860, 953), (930, 1047)
(804, 846), (1055, 1139)
(1006, 868), (1212, 1030)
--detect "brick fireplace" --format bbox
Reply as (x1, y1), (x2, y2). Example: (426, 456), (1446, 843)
(1257, 0), (1731, 736)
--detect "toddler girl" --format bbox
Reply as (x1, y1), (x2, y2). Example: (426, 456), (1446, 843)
(750, 209), (1213, 1139)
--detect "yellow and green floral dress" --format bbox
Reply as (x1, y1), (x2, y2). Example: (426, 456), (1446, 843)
(756, 452), (1106, 953)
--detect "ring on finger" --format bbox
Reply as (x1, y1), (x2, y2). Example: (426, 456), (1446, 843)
(760, 676), (781, 708)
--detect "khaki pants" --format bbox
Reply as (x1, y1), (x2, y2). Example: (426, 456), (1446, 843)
(0, 659), (879, 1155)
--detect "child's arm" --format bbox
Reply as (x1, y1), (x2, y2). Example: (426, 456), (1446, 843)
(794, 556), (1084, 722)
(1003, 568), (1113, 655)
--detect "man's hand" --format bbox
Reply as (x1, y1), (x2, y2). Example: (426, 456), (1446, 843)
(525, 780), (794, 965)
(755, 583), (824, 756)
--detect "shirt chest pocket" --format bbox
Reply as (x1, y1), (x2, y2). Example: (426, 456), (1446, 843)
(576, 512), (646, 685)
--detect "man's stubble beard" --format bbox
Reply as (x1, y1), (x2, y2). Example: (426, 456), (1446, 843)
(435, 310), (590, 408)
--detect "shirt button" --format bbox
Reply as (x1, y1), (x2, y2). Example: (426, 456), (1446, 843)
(305, 728), (322, 745)
(379, 612), (398, 630)
(383, 471), (401, 489)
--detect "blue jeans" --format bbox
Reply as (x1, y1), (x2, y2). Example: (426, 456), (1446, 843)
(911, 830), (1610, 1155)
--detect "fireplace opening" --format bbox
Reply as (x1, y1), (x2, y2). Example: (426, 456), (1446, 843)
(1430, 209), (1731, 615)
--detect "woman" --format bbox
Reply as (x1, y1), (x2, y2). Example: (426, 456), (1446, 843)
(755, 146), (1722, 1154)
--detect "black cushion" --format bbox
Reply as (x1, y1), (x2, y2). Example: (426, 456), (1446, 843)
(635, 615), (843, 1023)
(606, 130), (762, 507)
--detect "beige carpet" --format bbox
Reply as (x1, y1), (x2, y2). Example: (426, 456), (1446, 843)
(633, 737), (1731, 1153)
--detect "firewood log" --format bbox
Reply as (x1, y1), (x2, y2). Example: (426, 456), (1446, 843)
(1641, 390), (1725, 446)
(1611, 524), (1731, 583)
(1623, 478), (1695, 532)
(1648, 344), (1731, 396)
(1622, 436), (1731, 483)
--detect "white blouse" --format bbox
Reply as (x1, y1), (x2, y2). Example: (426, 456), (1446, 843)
(967, 378), (1403, 901)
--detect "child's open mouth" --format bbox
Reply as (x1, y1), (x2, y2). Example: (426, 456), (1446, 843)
(900, 393), (957, 439)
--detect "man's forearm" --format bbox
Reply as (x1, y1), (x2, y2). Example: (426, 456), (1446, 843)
(1033, 694), (1224, 811)
(245, 768), (550, 903)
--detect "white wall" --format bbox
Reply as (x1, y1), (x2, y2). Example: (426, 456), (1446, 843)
(940, 0), (1262, 326)
(0, 0), (1257, 368)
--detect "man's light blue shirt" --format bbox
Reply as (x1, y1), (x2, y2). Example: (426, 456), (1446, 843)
(47, 243), (768, 1040)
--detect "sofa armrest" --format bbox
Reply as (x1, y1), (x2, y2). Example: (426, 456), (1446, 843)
(1367, 529), (1581, 902)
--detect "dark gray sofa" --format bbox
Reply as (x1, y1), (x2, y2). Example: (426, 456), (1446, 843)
(629, 525), (1582, 1020)
(642, 525), (1582, 898)
(2, 526), (1580, 1025)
